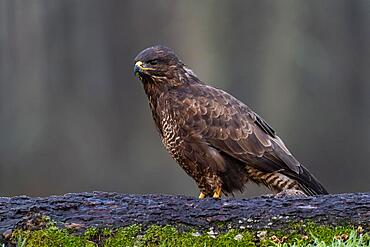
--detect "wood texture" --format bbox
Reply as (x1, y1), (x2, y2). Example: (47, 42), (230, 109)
(0, 192), (369, 236)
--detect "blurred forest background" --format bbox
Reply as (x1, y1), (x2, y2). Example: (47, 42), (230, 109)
(0, 1), (369, 197)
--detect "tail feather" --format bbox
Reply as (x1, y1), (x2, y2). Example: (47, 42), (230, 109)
(295, 165), (328, 195)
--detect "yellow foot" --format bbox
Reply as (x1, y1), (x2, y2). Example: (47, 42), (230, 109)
(198, 192), (206, 199)
(212, 187), (222, 199)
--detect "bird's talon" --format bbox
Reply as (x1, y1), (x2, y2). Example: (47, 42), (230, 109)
(198, 192), (206, 199)
(212, 187), (222, 199)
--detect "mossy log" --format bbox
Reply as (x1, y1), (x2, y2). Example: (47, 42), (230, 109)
(0, 192), (369, 237)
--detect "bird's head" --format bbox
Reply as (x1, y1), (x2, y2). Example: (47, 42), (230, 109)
(134, 45), (199, 86)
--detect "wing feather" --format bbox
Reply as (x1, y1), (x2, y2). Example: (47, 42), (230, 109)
(175, 84), (327, 195)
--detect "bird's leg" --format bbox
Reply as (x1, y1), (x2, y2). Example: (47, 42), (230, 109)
(212, 186), (222, 199)
(198, 192), (206, 199)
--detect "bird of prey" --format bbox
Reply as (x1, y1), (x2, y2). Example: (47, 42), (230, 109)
(134, 45), (328, 199)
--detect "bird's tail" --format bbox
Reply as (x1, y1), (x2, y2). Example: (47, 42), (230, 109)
(296, 165), (329, 196)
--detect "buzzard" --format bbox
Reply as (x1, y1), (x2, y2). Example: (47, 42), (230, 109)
(134, 45), (328, 199)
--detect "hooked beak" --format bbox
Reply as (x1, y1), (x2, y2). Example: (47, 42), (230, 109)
(134, 61), (144, 76)
(134, 60), (155, 77)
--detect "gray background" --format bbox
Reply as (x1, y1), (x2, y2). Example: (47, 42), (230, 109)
(0, 1), (369, 197)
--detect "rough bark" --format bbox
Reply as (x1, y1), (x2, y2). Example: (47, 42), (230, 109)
(0, 192), (369, 237)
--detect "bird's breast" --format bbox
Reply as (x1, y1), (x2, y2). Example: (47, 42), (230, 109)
(159, 110), (183, 161)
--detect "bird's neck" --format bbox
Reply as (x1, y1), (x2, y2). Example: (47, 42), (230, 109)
(143, 81), (165, 106)
(141, 73), (202, 109)
(142, 81), (170, 136)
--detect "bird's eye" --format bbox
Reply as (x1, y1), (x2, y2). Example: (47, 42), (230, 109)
(147, 59), (159, 65)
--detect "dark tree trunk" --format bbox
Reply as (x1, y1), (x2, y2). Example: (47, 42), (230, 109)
(0, 192), (369, 238)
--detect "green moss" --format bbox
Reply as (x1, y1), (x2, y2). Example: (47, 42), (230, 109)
(12, 226), (93, 247)
(136, 225), (256, 247)
(8, 222), (369, 247)
(258, 222), (370, 247)
(103, 225), (142, 246)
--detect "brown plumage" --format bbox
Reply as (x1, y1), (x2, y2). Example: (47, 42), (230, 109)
(134, 45), (328, 198)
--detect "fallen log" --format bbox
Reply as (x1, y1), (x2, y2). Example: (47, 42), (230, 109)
(0, 192), (369, 245)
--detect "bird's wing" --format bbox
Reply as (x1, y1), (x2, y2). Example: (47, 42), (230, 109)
(177, 84), (327, 195)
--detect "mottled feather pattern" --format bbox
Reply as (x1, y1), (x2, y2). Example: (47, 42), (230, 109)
(134, 45), (328, 197)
